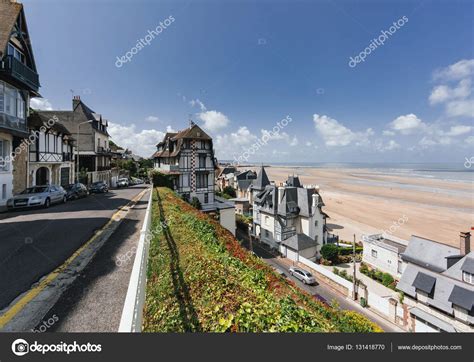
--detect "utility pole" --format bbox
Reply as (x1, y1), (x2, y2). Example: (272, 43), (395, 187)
(352, 233), (357, 300)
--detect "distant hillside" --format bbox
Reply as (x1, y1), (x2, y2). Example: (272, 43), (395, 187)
(143, 187), (382, 332)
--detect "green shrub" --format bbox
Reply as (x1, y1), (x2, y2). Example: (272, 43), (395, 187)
(149, 170), (174, 188)
(381, 273), (394, 287)
(190, 196), (202, 210)
(321, 244), (339, 263)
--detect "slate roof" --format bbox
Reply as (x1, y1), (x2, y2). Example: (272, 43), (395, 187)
(252, 166), (270, 190)
(286, 175), (302, 188)
(172, 123), (211, 140)
(461, 257), (474, 274)
(401, 235), (460, 272)
(281, 233), (317, 251)
(448, 285), (474, 312)
(237, 179), (253, 191)
(412, 272), (436, 294)
(236, 170), (257, 181)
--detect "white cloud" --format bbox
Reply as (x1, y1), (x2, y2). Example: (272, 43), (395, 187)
(313, 114), (372, 147)
(430, 59), (473, 118)
(445, 99), (474, 118)
(441, 125), (472, 137)
(289, 136), (299, 146)
(198, 110), (230, 132)
(145, 116), (160, 123)
(108, 122), (170, 157)
(189, 99), (207, 111)
(305, 141), (313, 147)
(429, 79), (471, 105)
(433, 59), (474, 81)
(30, 98), (53, 110)
(389, 114), (426, 135)
(382, 130), (395, 136)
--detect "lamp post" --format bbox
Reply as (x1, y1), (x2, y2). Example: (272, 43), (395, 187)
(353, 233), (357, 300)
(76, 120), (93, 183)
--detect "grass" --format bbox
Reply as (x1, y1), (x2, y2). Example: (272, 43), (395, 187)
(142, 187), (383, 332)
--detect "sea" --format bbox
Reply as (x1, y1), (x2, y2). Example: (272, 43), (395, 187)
(230, 162), (474, 184)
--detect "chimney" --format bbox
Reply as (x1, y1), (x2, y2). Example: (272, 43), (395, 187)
(460, 232), (471, 255)
(278, 186), (284, 203)
(72, 95), (81, 110)
(312, 193), (319, 208)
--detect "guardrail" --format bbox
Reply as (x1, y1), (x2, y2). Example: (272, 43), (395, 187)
(118, 187), (153, 332)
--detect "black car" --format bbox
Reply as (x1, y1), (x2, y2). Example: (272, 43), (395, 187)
(88, 181), (109, 194)
(64, 183), (88, 200)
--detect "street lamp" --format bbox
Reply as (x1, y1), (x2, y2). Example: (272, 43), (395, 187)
(76, 120), (93, 183)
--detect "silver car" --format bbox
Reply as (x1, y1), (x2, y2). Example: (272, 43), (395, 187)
(289, 267), (316, 285)
(7, 185), (67, 209)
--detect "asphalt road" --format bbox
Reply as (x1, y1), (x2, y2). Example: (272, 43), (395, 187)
(0, 185), (148, 311)
(236, 227), (403, 332)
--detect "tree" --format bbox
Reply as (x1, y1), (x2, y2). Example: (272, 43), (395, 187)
(223, 186), (236, 198)
(321, 244), (339, 263)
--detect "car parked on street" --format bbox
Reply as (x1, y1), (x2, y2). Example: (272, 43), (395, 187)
(64, 183), (89, 200)
(7, 185), (67, 209)
(288, 267), (316, 285)
(88, 181), (109, 194)
(117, 178), (129, 188)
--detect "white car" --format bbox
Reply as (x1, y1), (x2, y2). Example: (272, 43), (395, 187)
(7, 185), (67, 209)
(117, 178), (129, 188)
(289, 267), (316, 285)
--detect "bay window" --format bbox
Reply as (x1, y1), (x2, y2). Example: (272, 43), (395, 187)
(0, 81), (25, 119)
(0, 139), (10, 172)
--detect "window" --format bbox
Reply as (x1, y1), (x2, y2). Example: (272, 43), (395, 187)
(196, 173), (207, 188)
(7, 43), (25, 63)
(204, 193), (208, 203)
(397, 260), (403, 274)
(0, 140), (10, 171)
(371, 249), (378, 258)
(315, 220), (318, 227)
(4, 85), (16, 116)
(1, 184), (6, 200)
(463, 271), (474, 285)
(199, 154), (206, 168)
(0, 82), (4, 113)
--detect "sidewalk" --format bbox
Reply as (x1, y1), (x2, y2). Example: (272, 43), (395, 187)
(38, 190), (150, 332)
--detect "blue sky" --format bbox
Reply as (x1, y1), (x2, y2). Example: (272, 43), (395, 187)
(24, 0), (473, 163)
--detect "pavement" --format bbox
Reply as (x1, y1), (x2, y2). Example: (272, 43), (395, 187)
(236, 227), (404, 332)
(0, 185), (149, 331)
(40, 189), (150, 332)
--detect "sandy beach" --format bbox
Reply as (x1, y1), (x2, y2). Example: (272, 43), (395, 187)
(242, 166), (474, 247)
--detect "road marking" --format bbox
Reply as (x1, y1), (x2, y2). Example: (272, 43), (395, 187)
(0, 188), (149, 329)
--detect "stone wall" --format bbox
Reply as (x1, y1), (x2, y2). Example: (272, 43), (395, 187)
(12, 145), (27, 194)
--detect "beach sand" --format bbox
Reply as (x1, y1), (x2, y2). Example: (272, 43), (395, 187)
(241, 166), (474, 247)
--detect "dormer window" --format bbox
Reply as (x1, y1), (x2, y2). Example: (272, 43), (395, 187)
(462, 271), (474, 285)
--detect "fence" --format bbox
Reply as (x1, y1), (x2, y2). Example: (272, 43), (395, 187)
(118, 188), (153, 332)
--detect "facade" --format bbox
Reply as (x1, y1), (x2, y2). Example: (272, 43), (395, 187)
(27, 112), (75, 186)
(153, 122), (235, 235)
(361, 233), (408, 278)
(153, 122), (216, 209)
(251, 167), (328, 261)
(216, 165), (237, 191)
(0, 0), (40, 210)
(37, 96), (112, 185)
(397, 232), (474, 332)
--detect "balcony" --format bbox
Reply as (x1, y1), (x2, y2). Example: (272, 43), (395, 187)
(97, 165), (111, 171)
(0, 113), (27, 136)
(0, 55), (40, 93)
(157, 164), (180, 173)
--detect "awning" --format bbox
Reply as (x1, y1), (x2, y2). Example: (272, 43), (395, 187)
(410, 307), (457, 332)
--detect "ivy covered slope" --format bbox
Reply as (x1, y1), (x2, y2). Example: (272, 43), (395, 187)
(143, 187), (382, 332)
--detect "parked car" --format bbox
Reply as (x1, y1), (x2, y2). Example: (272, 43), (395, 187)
(7, 185), (67, 209)
(64, 183), (88, 200)
(117, 178), (129, 188)
(288, 267), (316, 285)
(88, 181), (109, 194)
